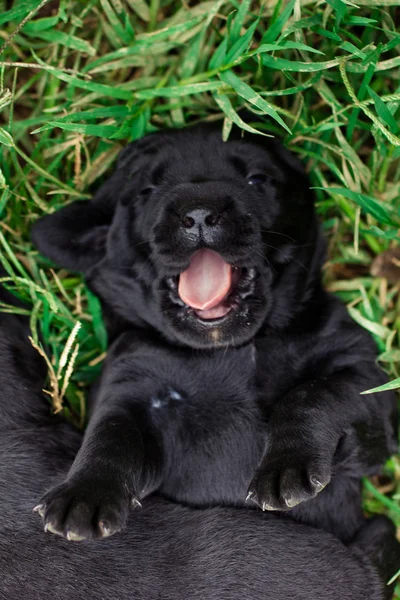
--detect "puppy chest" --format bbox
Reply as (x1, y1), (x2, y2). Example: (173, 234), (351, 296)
(147, 353), (266, 505)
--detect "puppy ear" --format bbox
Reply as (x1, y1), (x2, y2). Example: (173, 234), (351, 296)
(31, 170), (120, 272)
(31, 135), (166, 272)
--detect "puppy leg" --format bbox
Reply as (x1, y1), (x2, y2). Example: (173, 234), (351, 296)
(247, 365), (396, 534)
(35, 396), (163, 541)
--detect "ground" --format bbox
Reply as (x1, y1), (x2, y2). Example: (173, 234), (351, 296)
(0, 0), (399, 592)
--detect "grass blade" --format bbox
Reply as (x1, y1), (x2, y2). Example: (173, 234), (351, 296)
(219, 70), (291, 132)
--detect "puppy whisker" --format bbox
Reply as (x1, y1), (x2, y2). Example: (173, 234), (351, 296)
(261, 230), (297, 243)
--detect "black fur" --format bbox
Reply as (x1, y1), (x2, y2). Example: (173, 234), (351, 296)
(0, 308), (399, 600)
(31, 124), (398, 543)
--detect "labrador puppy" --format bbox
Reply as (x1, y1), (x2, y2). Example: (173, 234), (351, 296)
(0, 300), (398, 600)
(32, 123), (398, 542)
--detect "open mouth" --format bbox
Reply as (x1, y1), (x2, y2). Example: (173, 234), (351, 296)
(166, 248), (257, 321)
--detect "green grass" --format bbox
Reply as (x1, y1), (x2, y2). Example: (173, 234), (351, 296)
(0, 0), (399, 588)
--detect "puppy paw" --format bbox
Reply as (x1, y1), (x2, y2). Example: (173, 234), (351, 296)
(247, 456), (331, 512)
(34, 478), (141, 541)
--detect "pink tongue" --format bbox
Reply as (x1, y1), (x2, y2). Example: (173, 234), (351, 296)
(178, 249), (232, 311)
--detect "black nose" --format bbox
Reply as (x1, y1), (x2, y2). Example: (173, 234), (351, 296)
(182, 208), (220, 232)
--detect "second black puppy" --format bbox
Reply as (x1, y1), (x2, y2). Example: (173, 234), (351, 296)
(32, 124), (397, 542)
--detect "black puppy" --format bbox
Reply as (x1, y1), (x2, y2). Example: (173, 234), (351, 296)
(32, 124), (397, 542)
(0, 300), (399, 600)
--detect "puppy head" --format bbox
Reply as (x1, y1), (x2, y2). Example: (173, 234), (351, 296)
(32, 124), (318, 349)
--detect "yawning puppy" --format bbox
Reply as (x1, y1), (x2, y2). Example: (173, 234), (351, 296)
(32, 124), (397, 542)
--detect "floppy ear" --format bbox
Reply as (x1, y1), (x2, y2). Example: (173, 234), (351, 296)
(31, 137), (147, 272)
(31, 173), (120, 272)
(31, 135), (168, 272)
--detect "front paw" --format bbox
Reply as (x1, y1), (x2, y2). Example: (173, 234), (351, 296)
(33, 478), (141, 541)
(247, 452), (331, 512)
